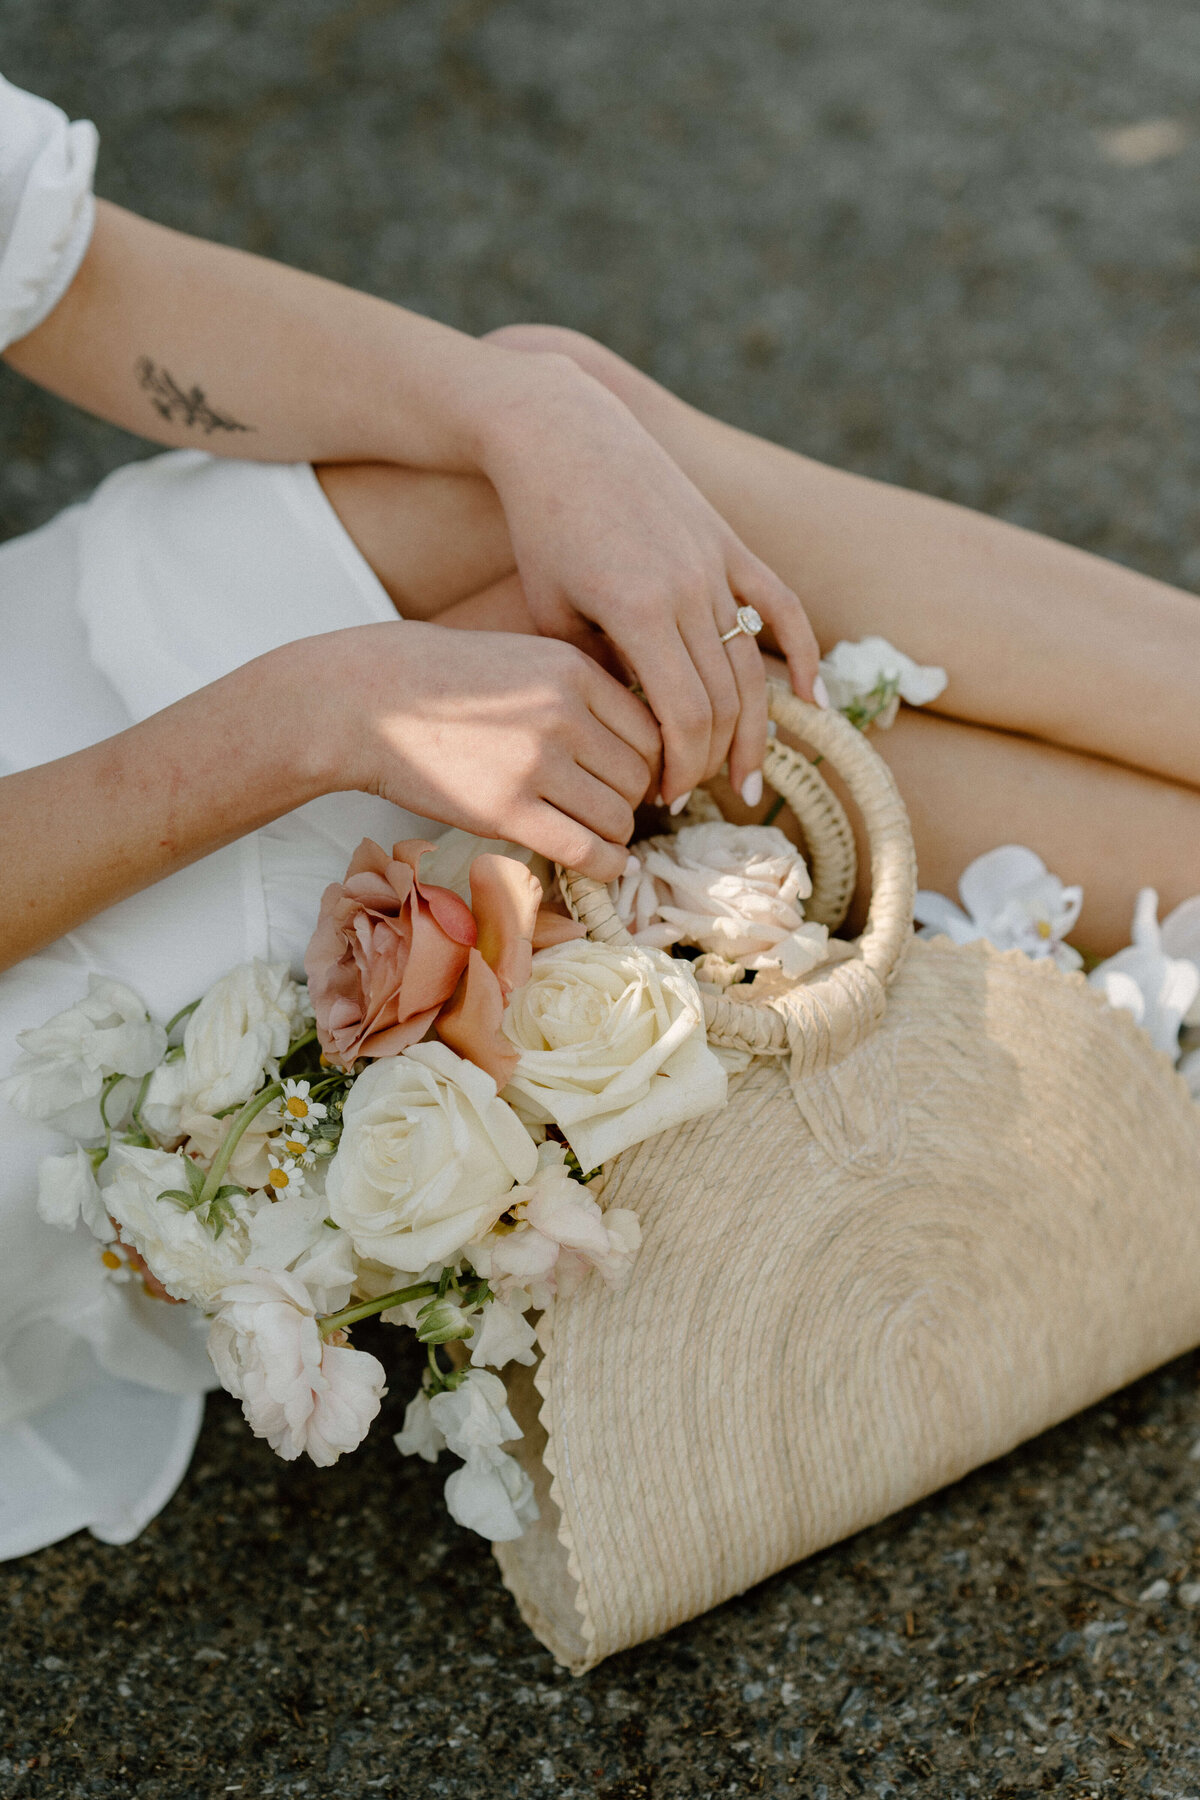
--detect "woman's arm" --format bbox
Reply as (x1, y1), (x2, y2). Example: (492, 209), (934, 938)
(4, 201), (817, 804)
(0, 622), (659, 973)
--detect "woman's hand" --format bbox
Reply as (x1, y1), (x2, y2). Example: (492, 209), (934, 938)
(475, 354), (820, 808)
(312, 621), (661, 881)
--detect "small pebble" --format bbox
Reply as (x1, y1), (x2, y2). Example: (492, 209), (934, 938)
(1178, 1582), (1200, 1608)
(1139, 1578), (1171, 1603)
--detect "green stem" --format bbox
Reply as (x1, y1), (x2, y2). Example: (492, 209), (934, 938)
(164, 996), (201, 1038)
(128, 1066), (155, 1137)
(282, 1026), (319, 1063)
(318, 1280), (438, 1340)
(196, 1082), (282, 1211)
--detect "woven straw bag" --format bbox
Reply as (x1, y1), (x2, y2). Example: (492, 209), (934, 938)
(494, 687), (1200, 1673)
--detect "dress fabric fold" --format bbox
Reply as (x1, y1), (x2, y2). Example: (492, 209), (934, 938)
(0, 450), (436, 1560)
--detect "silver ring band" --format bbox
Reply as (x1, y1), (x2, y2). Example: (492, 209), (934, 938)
(718, 604), (765, 645)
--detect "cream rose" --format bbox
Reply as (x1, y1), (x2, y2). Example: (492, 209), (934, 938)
(325, 1041), (538, 1275)
(141, 960), (310, 1139)
(618, 822), (829, 977)
(501, 940), (727, 1168)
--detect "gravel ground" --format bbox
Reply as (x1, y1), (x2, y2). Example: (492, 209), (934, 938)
(6, 2), (1200, 1795)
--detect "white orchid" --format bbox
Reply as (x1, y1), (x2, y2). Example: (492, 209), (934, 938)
(208, 1268), (385, 1466)
(914, 845), (1084, 972)
(0, 975), (166, 1138)
(1089, 889), (1200, 1059)
(818, 635), (947, 730)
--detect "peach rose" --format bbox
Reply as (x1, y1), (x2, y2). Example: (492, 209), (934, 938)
(305, 839), (477, 1069)
(436, 854), (584, 1085)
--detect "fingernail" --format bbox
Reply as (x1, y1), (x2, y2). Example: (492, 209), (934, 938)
(624, 853), (640, 876)
(669, 791), (692, 816)
(813, 674), (831, 710)
(654, 792), (664, 807)
(740, 769), (763, 808)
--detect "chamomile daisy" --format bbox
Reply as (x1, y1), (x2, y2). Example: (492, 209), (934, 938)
(266, 1153), (305, 1196)
(279, 1132), (317, 1167)
(278, 1078), (327, 1128)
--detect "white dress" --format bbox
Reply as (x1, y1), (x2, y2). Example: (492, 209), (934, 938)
(0, 76), (435, 1557)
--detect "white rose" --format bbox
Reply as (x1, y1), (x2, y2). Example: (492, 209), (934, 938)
(104, 1143), (257, 1305)
(502, 940), (727, 1168)
(444, 1447), (538, 1541)
(142, 960), (309, 1138)
(244, 1187), (357, 1315)
(819, 635), (947, 727)
(36, 1145), (115, 1242)
(0, 975), (166, 1138)
(325, 1041), (537, 1276)
(618, 822), (829, 977)
(208, 1269), (385, 1466)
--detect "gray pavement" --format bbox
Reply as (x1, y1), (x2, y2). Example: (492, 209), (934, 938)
(6, 2), (1200, 1795)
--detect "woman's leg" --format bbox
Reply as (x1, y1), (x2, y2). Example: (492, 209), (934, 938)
(485, 325), (1200, 795)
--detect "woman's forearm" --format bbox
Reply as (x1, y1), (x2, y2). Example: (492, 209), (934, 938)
(0, 641), (323, 972)
(1, 200), (566, 475)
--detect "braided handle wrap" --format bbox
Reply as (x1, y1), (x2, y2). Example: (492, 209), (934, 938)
(558, 684), (917, 1067)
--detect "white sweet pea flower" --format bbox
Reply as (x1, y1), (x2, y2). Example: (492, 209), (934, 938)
(177, 1104), (277, 1189)
(472, 1143), (641, 1308)
(394, 1387), (445, 1462)
(616, 823), (829, 977)
(208, 1269), (385, 1466)
(502, 940), (728, 1169)
(35, 1145), (115, 1243)
(428, 1367), (521, 1456)
(818, 636), (947, 729)
(1089, 888), (1200, 1058)
(141, 961), (309, 1138)
(914, 845), (1083, 972)
(244, 1188), (356, 1314)
(326, 1042), (537, 1276)
(103, 1143), (257, 1306)
(0, 975), (166, 1138)
(468, 1297), (538, 1369)
(444, 1446), (539, 1541)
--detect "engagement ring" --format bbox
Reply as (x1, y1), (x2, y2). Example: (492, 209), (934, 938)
(718, 605), (764, 644)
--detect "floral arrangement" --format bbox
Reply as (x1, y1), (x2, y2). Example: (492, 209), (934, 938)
(2, 633), (968, 1542)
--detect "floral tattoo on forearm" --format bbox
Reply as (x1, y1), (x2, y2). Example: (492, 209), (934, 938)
(134, 357), (254, 436)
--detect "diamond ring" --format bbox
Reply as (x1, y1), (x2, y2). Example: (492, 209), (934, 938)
(718, 605), (764, 645)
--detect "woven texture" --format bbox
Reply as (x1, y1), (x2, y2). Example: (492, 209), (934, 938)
(496, 941), (1200, 1670)
(559, 689), (912, 1062)
(498, 698), (1200, 1672)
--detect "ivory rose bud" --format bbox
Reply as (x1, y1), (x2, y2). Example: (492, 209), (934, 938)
(208, 1269), (385, 1466)
(501, 940), (728, 1168)
(305, 839), (476, 1070)
(325, 1041), (537, 1276)
(618, 823), (829, 977)
(141, 960), (310, 1137)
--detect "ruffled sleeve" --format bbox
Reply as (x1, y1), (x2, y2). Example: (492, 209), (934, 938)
(0, 72), (97, 352)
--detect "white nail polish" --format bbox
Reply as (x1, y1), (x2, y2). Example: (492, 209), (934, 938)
(740, 769), (763, 808)
(669, 791), (692, 816)
(653, 793), (664, 807)
(624, 853), (640, 876)
(812, 674), (831, 710)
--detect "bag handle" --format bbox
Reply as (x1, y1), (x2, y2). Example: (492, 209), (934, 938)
(558, 684), (917, 1070)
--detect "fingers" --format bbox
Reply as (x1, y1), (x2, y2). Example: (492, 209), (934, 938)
(574, 714), (657, 808)
(729, 549), (820, 702)
(520, 800), (631, 882)
(679, 607), (745, 785)
(722, 630), (770, 802)
(581, 661), (663, 784)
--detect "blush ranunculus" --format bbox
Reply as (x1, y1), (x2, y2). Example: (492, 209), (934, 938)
(305, 839), (477, 1069)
